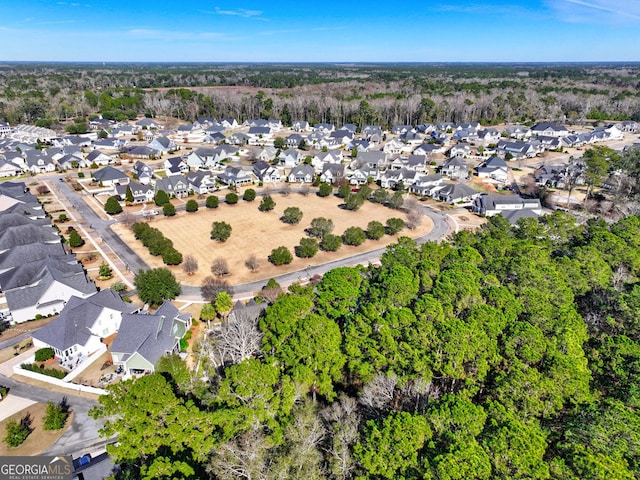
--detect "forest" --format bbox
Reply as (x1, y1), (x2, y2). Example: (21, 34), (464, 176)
(90, 211), (640, 479)
(1, 62), (640, 128)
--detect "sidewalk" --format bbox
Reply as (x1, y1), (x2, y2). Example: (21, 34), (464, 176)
(0, 394), (37, 422)
(0, 348), (35, 378)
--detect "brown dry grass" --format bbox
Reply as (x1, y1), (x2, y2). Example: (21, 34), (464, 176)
(0, 403), (73, 456)
(112, 194), (433, 286)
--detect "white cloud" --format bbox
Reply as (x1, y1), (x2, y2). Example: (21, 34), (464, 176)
(200, 7), (268, 20)
(547, 0), (640, 22)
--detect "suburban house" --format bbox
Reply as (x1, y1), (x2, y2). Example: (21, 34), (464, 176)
(279, 148), (303, 168)
(32, 289), (139, 361)
(432, 182), (480, 204)
(285, 133), (304, 148)
(85, 150), (113, 166)
(187, 170), (217, 194)
(164, 157), (189, 176)
(217, 166), (253, 187)
(115, 181), (154, 204)
(476, 156), (509, 183)
(253, 161), (282, 183)
(449, 143), (472, 158)
(155, 175), (190, 198)
(136, 118), (163, 130)
(110, 302), (192, 377)
(409, 174), (444, 196)
(93, 166), (129, 187)
(148, 136), (177, 153)
(440, 157), (469, 180)
(248, 126), (273, 145)
(291, 121), (310, 132)
(472, 193), (543, 222)
(319, 163), (346, 184)
(530, 123), (569, 137)
(496, 140), (537, 158)
(24, 151), (56, 174)
(0, 158), (24, 176)
(255, 146), (278, 162)
(125, 145), (159, 159)
(380, 168), (418, 190)
(132, 160), (154, 184)
(288, 164), (315, 183)
(413, 143), (443, 156)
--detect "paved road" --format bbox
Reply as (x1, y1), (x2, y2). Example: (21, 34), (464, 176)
(0, 372), (104, 457)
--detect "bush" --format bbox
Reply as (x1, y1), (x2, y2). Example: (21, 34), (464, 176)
(4, 415), (31, 447)
(295, 238), (319, 258)
(201, 276), (231, 302)
(206, 195), (219, 208)
(317, 183), (333, 197)
(162, 247), (183, 265)
(367, 220), (386, 240)
(308, 217), (334, 238)
(320, 233), (342, 252)
(337, 183), (351, 199)
(134, 268), (181, 305)
(370, 189), (389, 204)
(43, 401), (68, 431)
(20, 363), (66, 379)
(185, 199), (199, 212)
(344, 193), (364, 211)
(258, 195), (276, 212)
(154, 190), (170, 206)
(211, 221), (232, 242)
(162, 203), (176, 216)
(281, 206), (303, 224)
(343, 226), (366, 246)
(77, 172), (85, 178)
(99, 263), (113, 279)
(110, 281), (127, 293)
(68, 230), (84, 248)
(225, 192), (239, 205)
(243, 188), (256, 201)
(104, 196), (122, 215)
(269, 246), (293, 266)
(34, 347), (54, 362)
(386, 217), (405, 235)
(0, 386), (7, 399)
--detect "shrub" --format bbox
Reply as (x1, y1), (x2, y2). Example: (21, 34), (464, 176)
(20, 363), (66, 379)
(185, 199), (199, 212)
(367, 220), (386, 240)
(308, 217), (334, 238)
(259, 195), (276, 212)
(281, 206), (303, 224)
(295, 238), (319, 258)
(77, 172), (85, 178)
(34, 347), (54, 362)
(99, 263), (113, 279)
(43, 401), (68, 431)
(4, 415), (31, 447)
(104, 196), (122, 215)
(320, 233), (342, 252)
(206, 195), (219, 208)
(162, 247), (183, 265)
(68, 230), (84, 248)
(337, 183), (351, 199)
(162, 203), (176, 216)
(344, 193), (364, 211)
(243, 188), (256, 201)
(154, 190), (170, 206)
(211, 221), (232, 242)
(317, 183), (333, 197)
(110, 281), (127, 293)
(343, 226), (366, 246)
(225, 192), (239, 205)
(370, 189), (389, 204)
(269, 246), (293, 266)
(386, 217), (405, 235)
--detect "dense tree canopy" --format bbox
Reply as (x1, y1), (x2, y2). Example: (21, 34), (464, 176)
(92, 212), (640, 480)
(134, 268), (180, 305)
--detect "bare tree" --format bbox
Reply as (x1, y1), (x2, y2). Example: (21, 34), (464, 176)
(201, 276), (231, 302)
(208, 430), (269, 480)
(182, 254), (198, 275)
(405, 209), (423, 230)
(245, 254), (261, 272)
(209, 307), (263, 368)
(321, 395), (360, 480)
(211, 257), (230, 277)
(280, 183), (291, 196)
(359, 372), (398, 414)
(299, 184), (310, 196)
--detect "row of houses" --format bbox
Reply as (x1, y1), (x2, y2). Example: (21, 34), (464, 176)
(0, 181), (97, 324)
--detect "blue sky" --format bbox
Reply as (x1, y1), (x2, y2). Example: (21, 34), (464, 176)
(1, 0), (639, 62)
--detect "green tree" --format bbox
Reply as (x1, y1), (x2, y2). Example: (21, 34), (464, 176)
(104, 196), (122, 215)
(295, 238), (319, 258)
(154, 189), (170, 206)
(214, 291), (234, 317)
(387, 191), (405, 209)
(185, 199), (198, 212)
(199, 303), (216, 322)
(583, 145), (617, 200)
(274, 137), (285, 149)
(337, 183), (351, 199)
(269, 246), (293, 266)
(43, 401), (69, 431)
(211, 221), (232, 242)
(320, 233), (342, 252)
(225, 192), (239, 205)
(162, 203), (176, 216)
(282, 206), (303, 224)
(355, 411), (432, 479)
(317, 183), (333, 197)
(206, 195), (219, 208)
(99, 263), (113, 279)
(4, 415), (32, 447)
(370, 188), (389, 204)
(90, 374), (213, 480)
(342, 226), (366, 246)
(243, 188), (256, 201)
(367, 220), (385, 240)
(315, 267), (362, 320)
(68, 229), (84, 248)
(386, 217), (405, 234)
(344, 193), (364, 211)
(134, 268), (180, 305)
(259, 195), (276, 211)
(125, 184), (134, 204)
(308, 217), (334, 238)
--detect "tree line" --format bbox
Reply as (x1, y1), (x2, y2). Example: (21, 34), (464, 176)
(91, 211), (640, 479)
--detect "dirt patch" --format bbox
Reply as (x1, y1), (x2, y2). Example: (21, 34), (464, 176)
(0, 403), (73, 456)
(112, 193), (433, 286)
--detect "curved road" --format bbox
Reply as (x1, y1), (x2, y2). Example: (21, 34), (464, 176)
(46, 177), (451, 301)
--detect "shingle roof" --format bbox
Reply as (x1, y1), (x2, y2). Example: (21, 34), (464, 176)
(0, 243), (65, 272)
(0, 224), (60, 251)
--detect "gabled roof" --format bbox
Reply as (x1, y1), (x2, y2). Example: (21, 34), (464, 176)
(0, 243), (65, 272)
(93, 166), (127, 182)
(0, 224), (60, 251)
(435, 182), (478, 200)
(0, 257), (84, 291)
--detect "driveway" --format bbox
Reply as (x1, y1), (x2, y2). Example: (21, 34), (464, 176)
(0, 394), (36, 422)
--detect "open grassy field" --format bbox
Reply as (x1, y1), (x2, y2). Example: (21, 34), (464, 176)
(112, 192), (433, 286)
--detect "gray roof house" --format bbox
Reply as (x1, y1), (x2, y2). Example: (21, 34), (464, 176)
(288, 164), (315, 183)
(155, 175), (190, 198)
(476, 157), (509, 183)
(319, 163), (346, 184)
(253, 161), (282, 183)
(217, 166), (253, 187)
(0, 224), (60, 253)
(432, 183), (480, 204)
(32, 290), (139, 360)
(472, 193), (543, 222)
(93, 166), (129, 186)
(0, 243), (66, 274)
(440, 157), (469, 180)
(164, 157), (189, 176)
(110, 302), (192, 377)
(115, 181), (154, 204)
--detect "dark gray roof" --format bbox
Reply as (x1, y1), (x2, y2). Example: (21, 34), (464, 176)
(0, 224), (60, 251)
(5, 269), (96, 310)
(503, 209), (540, 224)
(228, 299), (267, 323)
(0, 256), (83, 291)
(93, 166), (127, 182)
(0, 243), (65, 272)
(0, 212), (49, 230)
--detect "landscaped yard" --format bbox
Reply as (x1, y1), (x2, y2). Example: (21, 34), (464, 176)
(111, 192), (434, 286)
